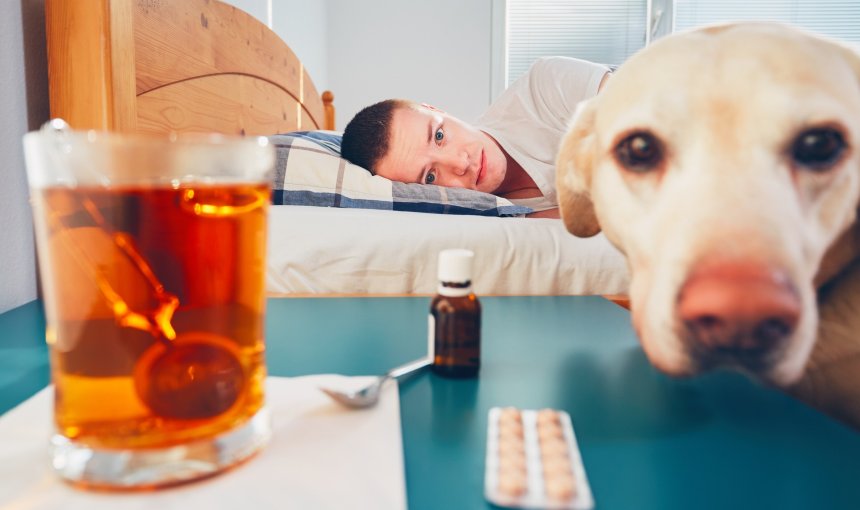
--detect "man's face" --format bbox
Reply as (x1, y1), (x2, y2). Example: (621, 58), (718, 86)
(374, 105), (508, 194)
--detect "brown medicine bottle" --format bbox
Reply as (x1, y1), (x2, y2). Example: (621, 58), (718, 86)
(429, 249), (481, 378)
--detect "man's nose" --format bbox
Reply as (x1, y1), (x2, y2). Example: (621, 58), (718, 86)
(438, 151), (469, 175)
(436, 152), (471, 186)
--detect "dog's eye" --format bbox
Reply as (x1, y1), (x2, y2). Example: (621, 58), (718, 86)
(791, 128), (846, 171)
(615, 132), (663, 171)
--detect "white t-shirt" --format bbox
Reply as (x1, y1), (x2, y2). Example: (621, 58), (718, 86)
(475, 57), (610, 212)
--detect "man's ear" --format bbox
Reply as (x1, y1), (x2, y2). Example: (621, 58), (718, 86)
(556, 98), (602, 237)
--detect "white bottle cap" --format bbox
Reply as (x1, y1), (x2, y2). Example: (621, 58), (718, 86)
(438, 249), (474, 283)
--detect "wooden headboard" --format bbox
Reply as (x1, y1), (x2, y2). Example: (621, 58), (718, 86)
(45, 0), (335, 136)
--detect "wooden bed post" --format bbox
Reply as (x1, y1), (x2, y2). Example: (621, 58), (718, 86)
(46, 0), (137, 132)
(322, 91), (335, 131)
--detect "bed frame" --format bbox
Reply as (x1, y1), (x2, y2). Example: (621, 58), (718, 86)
(41, 0), (632, 307)
(45, 0), (335, 136)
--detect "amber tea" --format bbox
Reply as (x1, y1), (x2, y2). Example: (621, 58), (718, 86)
(24, 124), (275, 488)
(33, 183), (270, 450)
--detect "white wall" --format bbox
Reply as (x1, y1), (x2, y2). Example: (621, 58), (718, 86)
(221, 0), (268, 28)
(0, 0), (43, 313)
(224, 0), (329, 114)
(272, 0), (328, 96)
(218, 1), (494, 129)
(327, 0), (494, 127)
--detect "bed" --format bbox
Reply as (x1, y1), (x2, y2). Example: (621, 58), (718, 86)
(44, 0), (630, 299)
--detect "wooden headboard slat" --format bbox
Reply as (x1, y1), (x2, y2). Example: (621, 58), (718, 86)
(46, 0), (138, 132)
(46, 0), (333, 134)
(137, 73), (319, 136)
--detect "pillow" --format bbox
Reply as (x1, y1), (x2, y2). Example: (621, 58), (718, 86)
(269, 132), (532, 217)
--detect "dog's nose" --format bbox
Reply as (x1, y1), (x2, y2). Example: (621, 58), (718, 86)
(678, 262), (801, 356)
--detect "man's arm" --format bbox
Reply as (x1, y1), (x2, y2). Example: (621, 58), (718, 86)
(527, 57), (614, 129)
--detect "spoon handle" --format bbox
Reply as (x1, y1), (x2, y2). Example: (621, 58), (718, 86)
(386, 357), (432, 380)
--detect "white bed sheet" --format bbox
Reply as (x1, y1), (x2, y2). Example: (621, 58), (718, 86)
(266, 206), (630, 296)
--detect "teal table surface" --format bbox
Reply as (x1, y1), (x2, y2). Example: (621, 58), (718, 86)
(2, 296), (859, 509)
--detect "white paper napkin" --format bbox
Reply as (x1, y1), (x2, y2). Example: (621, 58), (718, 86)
(0, 375), (407, 510)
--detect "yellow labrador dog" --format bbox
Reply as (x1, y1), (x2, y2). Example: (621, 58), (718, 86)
(557, 22), (860, 410)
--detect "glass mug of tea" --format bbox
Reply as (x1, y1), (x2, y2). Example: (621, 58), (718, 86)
(22, 120), (274, 489)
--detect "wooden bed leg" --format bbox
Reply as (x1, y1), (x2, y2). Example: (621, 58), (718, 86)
(602, 295), (631, 310)
(322, 91), (335, 131)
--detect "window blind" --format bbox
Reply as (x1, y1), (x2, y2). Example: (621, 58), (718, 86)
(506, 0), (647, 87)
(674, 0), (860, 44)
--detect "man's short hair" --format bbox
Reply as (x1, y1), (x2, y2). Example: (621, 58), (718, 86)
(341, 99), (413, 174)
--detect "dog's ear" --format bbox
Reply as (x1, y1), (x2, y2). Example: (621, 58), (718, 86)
(834, 42), (860, 209)
(837, 41), (860, 86)
(556, 99), (602, 237)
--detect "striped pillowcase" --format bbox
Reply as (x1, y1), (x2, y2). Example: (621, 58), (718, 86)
(269, 132), (532, 217)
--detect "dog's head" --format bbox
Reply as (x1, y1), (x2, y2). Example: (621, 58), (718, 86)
(557, 23), (860, 385)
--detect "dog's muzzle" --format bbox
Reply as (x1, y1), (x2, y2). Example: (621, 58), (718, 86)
(676, 260), (801, 372)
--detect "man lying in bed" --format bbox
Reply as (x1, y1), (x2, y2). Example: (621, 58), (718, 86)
(341, 57), (611, 219)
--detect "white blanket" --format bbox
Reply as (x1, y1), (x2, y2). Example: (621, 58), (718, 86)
(267, 206), (630, 296)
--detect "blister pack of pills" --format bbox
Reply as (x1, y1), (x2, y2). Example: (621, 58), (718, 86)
(484, 407), (594, 509)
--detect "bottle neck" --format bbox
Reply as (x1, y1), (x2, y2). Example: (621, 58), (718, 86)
(438, 280), (473, 297)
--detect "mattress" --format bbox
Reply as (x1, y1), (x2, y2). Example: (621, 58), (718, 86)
(266, 206), (630, 296)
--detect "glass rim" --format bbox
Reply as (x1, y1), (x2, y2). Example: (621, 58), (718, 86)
(23, 119), (273, 150)
(23, 119), (276, 189)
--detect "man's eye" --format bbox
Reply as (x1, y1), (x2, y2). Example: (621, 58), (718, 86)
(425, 170), (436, 184)
(434, 128), (444, 144)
